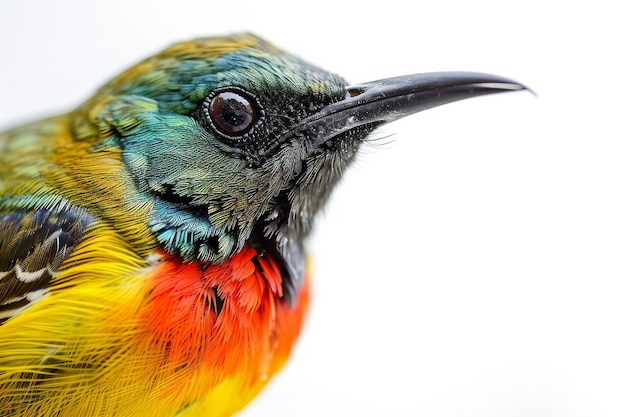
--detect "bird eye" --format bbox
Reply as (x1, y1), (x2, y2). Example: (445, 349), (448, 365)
(203, 88), (260, 137)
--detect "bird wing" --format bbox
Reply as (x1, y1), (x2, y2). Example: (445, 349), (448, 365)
(0, 209), (95, 325)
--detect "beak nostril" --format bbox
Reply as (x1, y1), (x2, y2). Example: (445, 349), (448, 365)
(347, 87), (366, 98)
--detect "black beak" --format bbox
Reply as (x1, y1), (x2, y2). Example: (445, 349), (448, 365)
(300, 71), (528, 146)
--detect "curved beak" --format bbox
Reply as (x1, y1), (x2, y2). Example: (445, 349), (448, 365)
(300, 71), (528, 145)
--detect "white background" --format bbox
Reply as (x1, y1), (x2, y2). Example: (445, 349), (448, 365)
(1, 1), (625, 416)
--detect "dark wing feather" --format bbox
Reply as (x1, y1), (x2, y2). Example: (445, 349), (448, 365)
(0, 209), (94, 324)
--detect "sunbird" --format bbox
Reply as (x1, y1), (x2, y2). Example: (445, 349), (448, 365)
(0, 33), (526, 416)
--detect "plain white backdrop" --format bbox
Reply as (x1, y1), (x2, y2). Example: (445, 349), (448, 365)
(1, 1), (625, 416)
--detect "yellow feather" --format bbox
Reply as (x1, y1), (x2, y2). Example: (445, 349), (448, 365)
(0, 222), (287, 416)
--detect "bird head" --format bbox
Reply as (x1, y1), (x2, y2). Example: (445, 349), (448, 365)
(74, 33), (525, 291)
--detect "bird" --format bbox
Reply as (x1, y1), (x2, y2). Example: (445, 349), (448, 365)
(0, 33), (526, 417)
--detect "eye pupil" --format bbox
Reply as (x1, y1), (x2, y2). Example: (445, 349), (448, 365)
(224, 111), (247, 127)
(208, 90), (257, 136)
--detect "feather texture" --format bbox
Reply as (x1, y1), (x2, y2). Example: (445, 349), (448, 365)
(0, 35), (313, 416)
(0, 223), (307, 416)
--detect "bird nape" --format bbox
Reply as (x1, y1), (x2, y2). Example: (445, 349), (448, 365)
(0, 33), (527, 416)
